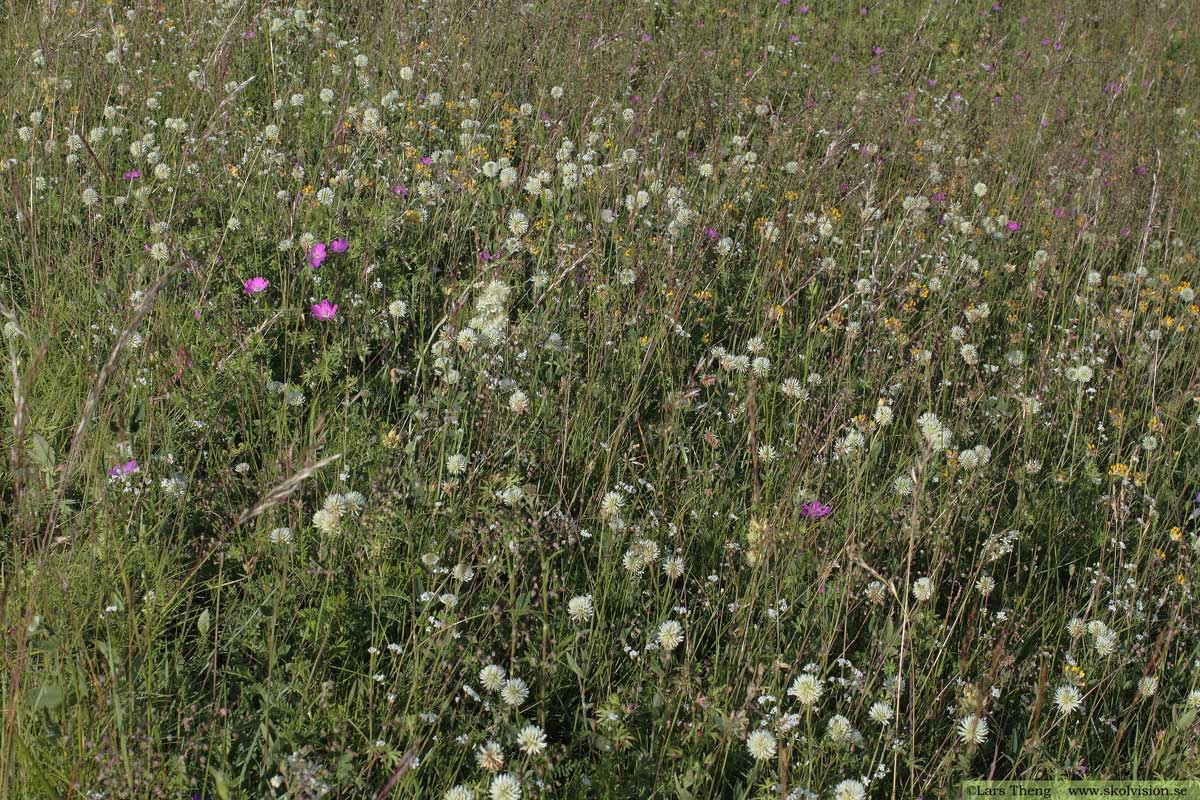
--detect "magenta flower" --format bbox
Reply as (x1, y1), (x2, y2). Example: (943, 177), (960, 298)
(800, 500), (832, 519)
(109, 459), (139, 477)
(308, 242), (327, 269)
(123, 168), (141, 180)
(310, 300), (338, 321)
(391, 184), (408, 197)
(1006, 220), (1020, 231)
(329, 238), (349, 254)
(243, 276), (269, 295)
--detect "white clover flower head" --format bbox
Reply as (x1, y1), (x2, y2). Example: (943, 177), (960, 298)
(1054, 685), (1083, 715)
(788, 673), (824, 707)
(567, 595), (594, 623)
(656, 620), (684, 653)
(312, 508), (340, 534)
(826, 714), (854, 744)
(868, 701), (894, 725)
(600, 491), (625, 519)
(508, 389), (530, 415)
(500, 677), (529, 707)
(1066, 364), (1094, 384)
(515, 724), (547, 756)
(507, 209), (529, 237)
(489, 773), (521, 800)
(957, 714), (989, 745)
(476, 740), (504, 773)
(479, 664), (506, 692)
(746, 728), (776, 761)
(833, 779), (866, 800)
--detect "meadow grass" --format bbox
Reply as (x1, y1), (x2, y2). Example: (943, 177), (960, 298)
(1, 0), (1199, 797)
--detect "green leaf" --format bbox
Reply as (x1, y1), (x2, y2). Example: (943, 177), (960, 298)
(30, 685), (64, 710)
(208, 767), (231, 800)
(94, 639), (118, 666)
(198, 609), (211, 638)
(565, 651), (585, 679)
(28, 433), (55, 471)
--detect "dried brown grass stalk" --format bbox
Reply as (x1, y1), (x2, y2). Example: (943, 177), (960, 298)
(233, 453), (343, 528)
(43, 261), (184, 542)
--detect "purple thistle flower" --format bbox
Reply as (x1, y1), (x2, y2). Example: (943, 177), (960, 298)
(109, 459), (139, 477)
(800, 500), (832, 519)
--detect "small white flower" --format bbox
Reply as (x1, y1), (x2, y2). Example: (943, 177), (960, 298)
(833, 779), (866, 800)
(788, 673), (824, 707)
(508, 390), (530, 415)
(567, 595), (594, 623)
(446, 453), (468, 475)
(873, 404), (894, 426)
(746, 729), (776, 761)
(500, 677), (529, 706)
(826, 714), (854, 744)
(479, 664), (506, 692)
(656, 620), (684, 653)
(507, 209), (529, 237)
(1066, 364), (1094, 384)
(957, 714), (989, 745)
(489, 773), (521, 800)
(600, 491), (625, 519)
(1054, 685), (1083, 715)
(312, 508), (339, 534)
(868, 701), (894, 725)
(515, 724), (547, 756)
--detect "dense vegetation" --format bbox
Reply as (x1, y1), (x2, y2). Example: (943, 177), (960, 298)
(1, 1), (1199, 797)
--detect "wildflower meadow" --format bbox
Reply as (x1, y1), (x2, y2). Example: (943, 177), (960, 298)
(2, 1), (1200, 797)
